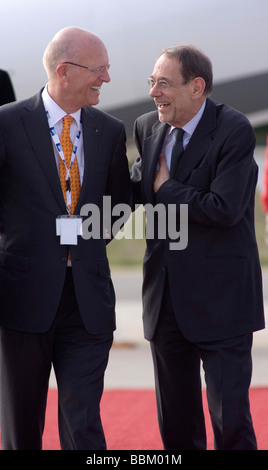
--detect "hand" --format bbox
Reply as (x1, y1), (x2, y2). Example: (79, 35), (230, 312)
(153, 153), (169, 193)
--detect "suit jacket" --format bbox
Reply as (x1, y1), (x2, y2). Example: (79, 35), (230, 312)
(0, 91), (131, 334)
(261, 135), (268, 212)
(132, 98), (265, 342)
(0, 70), (16, 106)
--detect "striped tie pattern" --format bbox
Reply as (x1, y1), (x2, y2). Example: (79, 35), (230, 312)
(59, 115), (81, 214)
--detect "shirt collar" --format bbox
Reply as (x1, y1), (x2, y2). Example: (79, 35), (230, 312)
(42, 84), (81, 127)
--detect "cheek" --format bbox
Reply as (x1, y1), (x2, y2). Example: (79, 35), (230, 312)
(173, 95), (186, 114)
(87, 86), (100, 105)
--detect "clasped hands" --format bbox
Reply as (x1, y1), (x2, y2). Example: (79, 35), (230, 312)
(153, 153), (169, 193)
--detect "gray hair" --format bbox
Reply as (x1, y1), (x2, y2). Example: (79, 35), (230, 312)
(160, 45), (213, 95)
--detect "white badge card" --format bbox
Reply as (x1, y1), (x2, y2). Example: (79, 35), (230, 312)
(56, 215), (82, 245)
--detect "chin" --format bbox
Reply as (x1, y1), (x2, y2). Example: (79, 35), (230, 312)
(158, 111), (169, 123)
(91, 97), (100, 106)
(84, 99), (99, 108)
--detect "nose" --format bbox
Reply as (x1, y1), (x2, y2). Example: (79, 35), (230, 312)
(100, 69), (111, 83)
(150, 83), (162, 98)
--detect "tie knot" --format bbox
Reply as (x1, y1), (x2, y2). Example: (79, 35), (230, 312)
(174, 127), (184, 142)
(62, 115), (74, 131)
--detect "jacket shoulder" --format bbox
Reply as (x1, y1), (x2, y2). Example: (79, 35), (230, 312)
(134, 110), (160, 140)
(0, 91), (42, 116)
(135, 110), (159, 128)
(210, 98), (252, 128)
(83, 106), (125, 131)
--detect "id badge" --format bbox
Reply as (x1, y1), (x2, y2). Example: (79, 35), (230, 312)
(56, 215), (82, 245)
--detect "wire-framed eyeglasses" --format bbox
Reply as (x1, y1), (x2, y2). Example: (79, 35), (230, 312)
(147, 78), (183, 90)
(63, 61), (110, 75)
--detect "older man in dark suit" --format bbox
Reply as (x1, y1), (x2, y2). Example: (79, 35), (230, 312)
(131, 45), (264, 450)
(0, 26), (131, 450)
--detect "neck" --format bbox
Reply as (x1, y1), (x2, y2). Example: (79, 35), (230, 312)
(47, 83), (80, 114)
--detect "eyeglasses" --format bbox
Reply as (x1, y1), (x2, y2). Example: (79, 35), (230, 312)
(63, 62), (110, 75)
(147, 78), (182, 90)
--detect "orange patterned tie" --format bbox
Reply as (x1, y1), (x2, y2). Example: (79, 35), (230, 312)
(59, 115), (81, 214)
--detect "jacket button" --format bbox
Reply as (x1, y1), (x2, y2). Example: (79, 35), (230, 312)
(61, 256), (67, 263)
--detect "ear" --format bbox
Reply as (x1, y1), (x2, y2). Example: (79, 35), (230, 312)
(191, 77), (206, 99)
(56, 63), (68, 81)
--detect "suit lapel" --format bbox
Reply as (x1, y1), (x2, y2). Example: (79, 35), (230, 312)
(142, 99), (218, 201)
(22, 94), (103, 215)
(143, 120), (168, 203)
(76, 107), (100, 213)
(22, 92), (66, 212)
(175, 98), (217, 182)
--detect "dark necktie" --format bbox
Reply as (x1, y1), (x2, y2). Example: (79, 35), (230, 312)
(170, 128), (184, 178)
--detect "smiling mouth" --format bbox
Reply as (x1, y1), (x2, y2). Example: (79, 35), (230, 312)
(91, 86), (101, 92)
(155, 101), (170, 109)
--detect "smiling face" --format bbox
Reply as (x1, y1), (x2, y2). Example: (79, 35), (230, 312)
(149, 54), (205, 128)
(45, 27), (111, 113)
(66, 41), (110, 109)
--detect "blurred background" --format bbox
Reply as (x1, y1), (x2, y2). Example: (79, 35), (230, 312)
(1, 0), (268, 356)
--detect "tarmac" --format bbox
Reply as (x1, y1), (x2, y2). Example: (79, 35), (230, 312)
(49, 266), (268, 390)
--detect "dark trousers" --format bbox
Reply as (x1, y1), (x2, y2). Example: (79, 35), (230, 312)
(150, 282), (257, 450)
(0, 269), (113, 450)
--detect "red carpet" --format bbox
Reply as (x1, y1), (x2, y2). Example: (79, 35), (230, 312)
(40, 387), (268, 450)
(0, 388), (267, 450)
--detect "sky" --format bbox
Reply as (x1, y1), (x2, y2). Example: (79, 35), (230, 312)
(1, 0), (268, 109)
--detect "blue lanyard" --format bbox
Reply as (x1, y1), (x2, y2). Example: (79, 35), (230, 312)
(46, 110), (82, 207)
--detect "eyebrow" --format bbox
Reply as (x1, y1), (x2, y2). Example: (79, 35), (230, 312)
(150, 75), (171, 81)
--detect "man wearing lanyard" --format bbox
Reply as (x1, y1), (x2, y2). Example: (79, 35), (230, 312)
(0, 26), (131, 450)
(131, 45), (264, 449)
